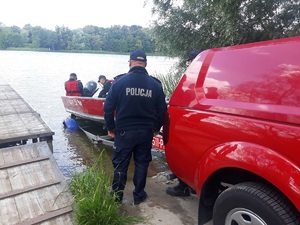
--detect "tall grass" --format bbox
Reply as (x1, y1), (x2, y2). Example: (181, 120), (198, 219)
(69, 151), (142, 225)
(154, 63), (185, 98)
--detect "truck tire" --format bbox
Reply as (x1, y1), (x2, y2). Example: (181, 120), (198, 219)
(213, 182), (300, 225)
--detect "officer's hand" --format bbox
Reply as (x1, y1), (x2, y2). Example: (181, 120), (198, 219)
(153, 131), (159, 136)
(108, 130), (115, 139)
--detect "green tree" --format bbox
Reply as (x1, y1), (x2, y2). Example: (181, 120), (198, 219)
(31, 26), (55, 49)
(82, 25), (103, 50)
(102, 25), (124, 52)
(0, 28), (9, 49)
(21, 24), (33, 46)
(0, 23), (157, 53)
(6, 32), (24, 47)
(69, 29), (86, 50)
(0, 26), (24, 49)
(55, 26), (73, 50)
(151, 0), (300, 61)
(101, 25), (155, 52)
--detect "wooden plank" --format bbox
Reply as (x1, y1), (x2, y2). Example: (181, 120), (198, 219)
(11, 146), (24, 164)
(40, 184), (72, 211)
(0, 83), (54, 145)
(0, 142), (73, 225)
(24, 142), (49, 158)
(16, 142), (51, 160)
(0, 198), (20, 225)
(38, 160), (57, 181)
(0, 99), (32, 115)
(0, 113), (54, 144)
(38, 213), (74, 225)
(0, 156), (49, 170)
(0, 180), (60, 200)
(47, 155), (69, 185)
(0, 169), (12, 195)
(1, 142), (49, 160)
(45, 184), (73, 209)
(16, 207), (73, 225)
(2, 149), (15, 165)
(0, 149), (5, 165)
(7, 159), (58, 193)
(8, 166), (25, 191)
(14, 191), (44, 222)
(35, 186), (60, 212)
(28, 161), (49, 184)
(15, 185), (72, 222)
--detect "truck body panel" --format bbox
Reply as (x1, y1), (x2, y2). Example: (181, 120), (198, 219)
(164, 36), (300, 216)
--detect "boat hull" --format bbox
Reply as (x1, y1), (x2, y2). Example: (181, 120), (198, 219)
(61, 96), (166, 152)
(61, 96), (105, 122)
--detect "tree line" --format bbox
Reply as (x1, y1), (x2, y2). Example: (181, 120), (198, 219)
(1, 0), (300, 60)
(0, 23), (157, 53)
(151, 0), (300, 63)
(150, 0), (300, 96)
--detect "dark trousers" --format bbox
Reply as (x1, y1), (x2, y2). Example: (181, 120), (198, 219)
(112, 129), (153, 201)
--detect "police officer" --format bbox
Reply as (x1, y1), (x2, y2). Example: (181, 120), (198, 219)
(186, 49), (201, 65)
(104, 49), (167, 204)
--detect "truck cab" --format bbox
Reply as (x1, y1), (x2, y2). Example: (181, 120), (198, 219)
(163, 36), (300, 225)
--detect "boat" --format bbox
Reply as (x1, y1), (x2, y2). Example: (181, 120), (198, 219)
(61, 96), (106, 123)
(61, 96), (166, 153)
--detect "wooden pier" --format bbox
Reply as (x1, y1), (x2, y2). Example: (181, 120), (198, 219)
(0, 142), (73, 225)
(0, 79), (54, 149)
(0, 80), (73, 224)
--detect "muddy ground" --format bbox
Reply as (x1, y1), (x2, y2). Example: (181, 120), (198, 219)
(119, 169), (212, 225)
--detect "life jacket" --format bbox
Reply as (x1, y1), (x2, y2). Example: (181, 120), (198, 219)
(65, 80), (82, 96)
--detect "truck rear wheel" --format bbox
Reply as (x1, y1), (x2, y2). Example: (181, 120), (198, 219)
(213, 182), (300, 225)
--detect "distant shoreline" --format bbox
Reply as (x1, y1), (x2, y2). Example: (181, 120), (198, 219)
(1, 48), (167, 57)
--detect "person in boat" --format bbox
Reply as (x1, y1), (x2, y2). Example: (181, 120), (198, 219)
(65, 73), (83, 96)
(104, 49), (167, 204)
(165, 49), (201, 198)
(98, 75), (112, 98)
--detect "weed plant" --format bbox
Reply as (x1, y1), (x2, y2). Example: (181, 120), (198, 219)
(154, 63), (185, 98)
(69, 151), (142, 225)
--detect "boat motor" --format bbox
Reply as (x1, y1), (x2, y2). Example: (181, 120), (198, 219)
(83, 80), (98, 97)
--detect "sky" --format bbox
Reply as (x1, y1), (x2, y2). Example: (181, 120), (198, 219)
(0, 0), (154, 30)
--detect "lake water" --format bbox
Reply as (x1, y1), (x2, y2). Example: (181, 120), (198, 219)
(0, 50), (177, 178)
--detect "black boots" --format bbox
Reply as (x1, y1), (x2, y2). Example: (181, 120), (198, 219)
(134, 192), (148, 205)
(166, 179), (191, 197)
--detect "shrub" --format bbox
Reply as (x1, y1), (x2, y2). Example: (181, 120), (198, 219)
(69, 151), (142, 225)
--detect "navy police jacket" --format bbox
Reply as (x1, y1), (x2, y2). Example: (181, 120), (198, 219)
(104, 66), (167, 132)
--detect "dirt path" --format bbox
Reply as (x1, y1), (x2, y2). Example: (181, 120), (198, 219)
(120, 171), (212, 225)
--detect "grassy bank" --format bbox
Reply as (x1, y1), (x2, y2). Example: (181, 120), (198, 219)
(68, 152), (142, 225)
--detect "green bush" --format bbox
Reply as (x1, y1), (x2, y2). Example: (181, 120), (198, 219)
(69, 152), (142, 225)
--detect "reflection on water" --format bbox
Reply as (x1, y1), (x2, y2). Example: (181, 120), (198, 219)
(0, 50), (175, 178)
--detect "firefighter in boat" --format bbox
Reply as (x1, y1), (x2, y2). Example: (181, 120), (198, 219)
(98, 75), (112, 98)
(65, 73), (83, 96)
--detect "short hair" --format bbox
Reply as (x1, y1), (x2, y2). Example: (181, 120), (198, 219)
(98, 75), (106, 81)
